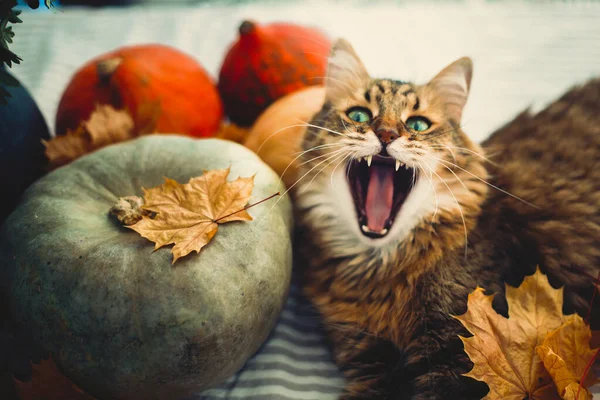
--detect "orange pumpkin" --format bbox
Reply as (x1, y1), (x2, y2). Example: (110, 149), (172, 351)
(55, 44), (223, 138)
(218, 20), (331, 127)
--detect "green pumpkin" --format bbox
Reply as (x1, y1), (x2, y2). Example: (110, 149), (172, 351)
(0, 66), (51, 224)
(0, 136), (293, 400)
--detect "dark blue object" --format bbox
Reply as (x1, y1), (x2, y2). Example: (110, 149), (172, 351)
(58, 0), (134, 6)
(0, 67), (50, 223)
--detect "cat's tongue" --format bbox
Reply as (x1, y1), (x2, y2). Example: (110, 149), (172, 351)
(365, 164), (394, 232)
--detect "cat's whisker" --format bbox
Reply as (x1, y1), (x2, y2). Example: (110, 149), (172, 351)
(411, 162), (418, 189)
(432, 156), (541, 209)
(416, 163), (440, 224)
(302, 122), (353, 138)
(292, 142), (346, 157)
(439, 145), (458, 164)
(254, 113), (347, 155)
(298, 147), (348, 167)
(255, 123), (320, 155)
(340, 118), (355, 136)
(428, 145), (498, 166)
(438, 162), (470, 192)
(424, 163), (469, 258)
(276, 148), (348, 203)
(306, 151), (349, 190)
(276, 144), (345, 194)
(261, 149), (349, 223)
(330, 153), (352, 191)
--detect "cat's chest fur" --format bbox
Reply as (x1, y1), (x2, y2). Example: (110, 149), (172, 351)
(298, 192), (542, 351)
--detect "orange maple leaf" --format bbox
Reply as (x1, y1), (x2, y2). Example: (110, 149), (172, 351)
(455, 268), (598, 400)
(129, 168), (254, 263)
(536, 315), (598, 400)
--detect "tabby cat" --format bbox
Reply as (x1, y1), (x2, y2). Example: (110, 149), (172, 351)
(294, 39), (600, 399)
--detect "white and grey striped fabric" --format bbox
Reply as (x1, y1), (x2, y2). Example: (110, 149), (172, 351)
(198, 283), (345, 399)
(9, 2), (600, 398)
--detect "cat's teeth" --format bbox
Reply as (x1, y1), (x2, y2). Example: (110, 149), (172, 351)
(361, 225), (388, 236)
(366, 155), (372, 167)
(395, 160), (401, 171)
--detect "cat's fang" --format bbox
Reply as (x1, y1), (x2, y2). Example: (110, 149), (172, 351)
(395, 160), (401, 171)
(361, 225), (388, 235)
(367, 155), (372, 167)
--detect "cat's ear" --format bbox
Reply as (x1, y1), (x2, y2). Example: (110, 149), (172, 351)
(428, 57), (473, 122)
(325, 39), (370, 101)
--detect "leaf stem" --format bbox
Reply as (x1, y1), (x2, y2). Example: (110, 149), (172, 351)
(576, 347), (599, 400)
(214, 192), (280, 223)
(564, 265), (600, 286)
(584, 268), (600, 324)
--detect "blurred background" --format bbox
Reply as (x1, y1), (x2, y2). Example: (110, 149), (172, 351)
(10, 0), (600, 143)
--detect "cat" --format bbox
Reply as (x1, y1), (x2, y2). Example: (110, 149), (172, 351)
(293, 38), (600, 399)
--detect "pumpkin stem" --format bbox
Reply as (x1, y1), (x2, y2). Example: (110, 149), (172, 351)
(110, 196), (153, 226)
(239, 20), (256, 36)
(97, 57), (123, 85)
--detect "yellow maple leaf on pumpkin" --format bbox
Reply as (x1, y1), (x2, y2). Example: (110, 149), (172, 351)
(536, 315), (598, 400)
(129, 168), (254, 263)
(455, 268), (598, 400)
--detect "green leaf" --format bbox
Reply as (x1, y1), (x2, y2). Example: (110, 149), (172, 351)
(0, 47), (22, 67)
(1, 4), (23, 69)
(8, 10), (22, 24)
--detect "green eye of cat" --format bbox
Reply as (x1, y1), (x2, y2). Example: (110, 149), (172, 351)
(406, 116), (431, 132)
(347, 108), (372, 123)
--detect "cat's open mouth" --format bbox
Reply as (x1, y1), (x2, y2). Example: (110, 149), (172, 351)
(346, 155), (416, 238)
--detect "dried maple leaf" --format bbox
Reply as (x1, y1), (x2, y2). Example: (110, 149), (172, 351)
(13, 357), (95, 400)
(44, 104), (137, 168)
(536, 314), (598, 400)
(84, 103), (134, 147)
(42, 125), (90, 168)
(455, 268), (568, 400)
(129, 168), (254, 263)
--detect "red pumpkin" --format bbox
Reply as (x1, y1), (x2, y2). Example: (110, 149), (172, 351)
(218, 20), (331, 126)
(55, 44), (223, 138)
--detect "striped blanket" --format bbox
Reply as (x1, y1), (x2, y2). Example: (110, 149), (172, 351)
(198, 283), (344, 399)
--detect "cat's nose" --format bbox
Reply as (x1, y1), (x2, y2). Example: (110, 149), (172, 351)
(375, 128), (400, 145)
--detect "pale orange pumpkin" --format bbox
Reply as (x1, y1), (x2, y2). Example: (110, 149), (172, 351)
(55, 44), (223, 138)
(244, 86), (325, 188)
